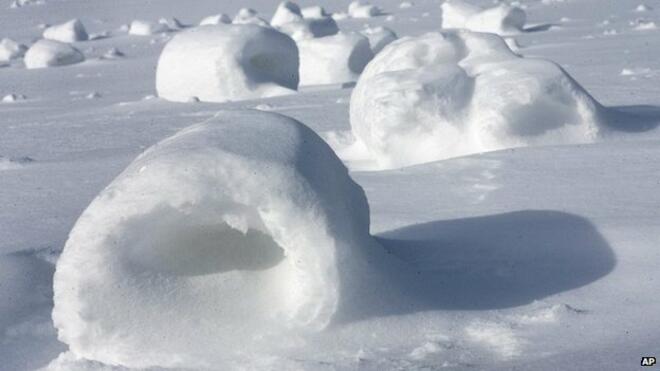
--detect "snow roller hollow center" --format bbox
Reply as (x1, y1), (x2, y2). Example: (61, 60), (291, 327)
(52, 110), (382, 369)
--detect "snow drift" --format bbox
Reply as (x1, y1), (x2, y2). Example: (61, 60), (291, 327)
(156, 24), (299, 102)
(350, 30), (605, 169)
(52, 110), (381, 369)
(43, 19), (88, 43)
(24, 39), (84, 69)
(299, 32), (373, 86)
(441, 0), (526, 35)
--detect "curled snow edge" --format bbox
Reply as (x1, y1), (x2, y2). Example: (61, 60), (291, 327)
(52, 110), (382, 369)
(350, 30), (608, 170)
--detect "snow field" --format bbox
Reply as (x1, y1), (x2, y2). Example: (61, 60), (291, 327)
(156, 24), (299, 102)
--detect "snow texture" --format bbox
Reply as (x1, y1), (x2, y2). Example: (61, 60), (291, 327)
(24, 39), (85, 69)
(350, 30), (604, 169)
(299, 31), (374, 86)
(52, 110), (379, 369)
(441, 0), (526, 35)
(156, 24), (299, 102)
(42, 19), (88, 43)
(0, 38), (27, 63)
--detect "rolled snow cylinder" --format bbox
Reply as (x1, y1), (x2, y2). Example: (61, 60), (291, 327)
(53, 110), (377, 369)
(24, 39), (85, 69)
(156, 24), (299, 102)
(350, 30), (604, 169)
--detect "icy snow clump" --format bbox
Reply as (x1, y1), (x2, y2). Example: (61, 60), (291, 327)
(42, 19), (88, 43)
(52, 110), (378, 369)
(350, 30), (605, 169)
(24, 39), (85, 69)
(299, 31), (374, 86)
(156, 24), (299, 102)
(441, 0), (526, 35)
(0, 38), (27, 63)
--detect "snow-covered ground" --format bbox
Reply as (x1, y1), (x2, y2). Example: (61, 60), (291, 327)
(1, 0), (659, 370)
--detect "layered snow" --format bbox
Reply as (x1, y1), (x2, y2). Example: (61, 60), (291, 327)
(156, 24), (299, 102)
(299, 31), (373, 86)
(0, 38), (27, 63)
(441, 0), (526, 35)
(350, 30), (604, 169)
(52, 110), (379, 369)
(42, 19), (88, 43)
(24, 39), (85, 69)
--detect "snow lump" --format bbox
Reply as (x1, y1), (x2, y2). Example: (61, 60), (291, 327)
(52, 110), (379, 369)
(441, 0), (526, 35)
(42, 19), (88, 43)
(270, 1), (338, 41)
(156, 24), (299, 102)
(24, 39), (85, 69)
(0, 38), (27, 63)
(350, 30), (605, 169)
(299, 32), (373, 86)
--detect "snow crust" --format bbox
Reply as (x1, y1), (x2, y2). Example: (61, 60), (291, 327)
(156, 24), (299, 102)
(52, 110), (378, 369)
(350, 30), (604, 169)
(24, 39), (85, 69)
(299, 31), (373, 86)
(42, 19), (88, 43)
(441, 0), (526, 35)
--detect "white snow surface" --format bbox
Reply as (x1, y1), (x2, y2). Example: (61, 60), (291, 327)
(349, 30), (605, 169)
(42, 19), (88, 43)
(1, 0), (660, 370)
(156, 24), (299, 102)
(441, 0), (527, 35)
(23, 39), (84, 69)
(298, 31), (373, 86)
(0, 38), (27, 62)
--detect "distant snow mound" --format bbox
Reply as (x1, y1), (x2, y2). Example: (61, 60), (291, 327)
(441, 0), (526, 35)
(302, 5), (330, 19)
(43, 19), (88, 43)
(233, 8), (271, 27)
(361, 26), (398, 54)
(199, 13), (231, 26)
(351, 31), (604, 169)
(299, 32), (373, 86)
(156, 24), (298, 102)
(24, 39), (85, 69)
(0, 38), (27, 63)
(52, 110), (375, 369)
(128, 20), (169, 36)
(348, 1), (383, 18)
(271, 1), (338, 40)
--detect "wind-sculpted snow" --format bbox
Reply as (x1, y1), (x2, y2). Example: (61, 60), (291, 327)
(441, 0), (526, 35)
(156, 24), (299, 103)
(350, 30), (605, 169)
(52, 110), (383, 369)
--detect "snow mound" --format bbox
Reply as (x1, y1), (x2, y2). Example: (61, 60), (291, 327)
(0, 38), (27, 63)
(199, 13), (231, 26)
(271, 1), (338, 40)
(361, 26), (398, 54)
(350, 31), (604, 169)
(24, 39), (85, 69)
(2, 93), (27, 103)
(233, 8), (270, 27)
(42, 19), (88, 43)
(128, 20), (169, 36)
(299, 31), (373, 86)
(156, 24), (298, 103)
(302, 5), (330, 19)
(441, 0), (526, 35)
(348, 1), (383, 18)
(52, 110), (376, 369)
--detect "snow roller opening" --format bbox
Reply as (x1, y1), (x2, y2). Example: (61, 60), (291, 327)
(52, 110), (376, 369)
(156, 24), (299, 103)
